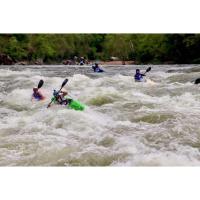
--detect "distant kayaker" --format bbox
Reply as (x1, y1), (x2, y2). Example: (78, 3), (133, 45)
(80, 57), (85, 65)
(134, 69), (146, 82)
(92, 63), (104, 73)
(32, 87), (45, 101)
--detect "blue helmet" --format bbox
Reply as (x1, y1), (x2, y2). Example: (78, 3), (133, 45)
(53, 90), (59, 97)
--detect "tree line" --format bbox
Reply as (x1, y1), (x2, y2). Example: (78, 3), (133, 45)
(0, 34), (200, 64)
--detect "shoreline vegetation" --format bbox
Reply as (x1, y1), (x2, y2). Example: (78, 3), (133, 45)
(1, 34), (200, 65)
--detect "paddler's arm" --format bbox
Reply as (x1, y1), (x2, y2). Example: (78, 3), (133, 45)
(38, 91), (45, 100)
(31, 94), (34, 102)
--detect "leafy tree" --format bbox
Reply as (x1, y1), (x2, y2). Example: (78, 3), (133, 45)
(1, 34), (200, 64)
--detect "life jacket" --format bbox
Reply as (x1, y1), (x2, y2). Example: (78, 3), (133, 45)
(33, 92), (42, 100)
(52, 91), (63, 104)
(95, 67), (101, 72)
(52, 90), (72, 105)
(134, 73), (143, 81)
(92, 65), (103, 72)
(80, 60), (84, 65)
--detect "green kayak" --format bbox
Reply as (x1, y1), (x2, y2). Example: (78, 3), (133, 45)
(51, 96), (85, 111)
(68, 99), (85, 111)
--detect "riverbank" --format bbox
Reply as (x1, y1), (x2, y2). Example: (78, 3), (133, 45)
(99, 61), (135, 65)
(0, 59), (136, 66)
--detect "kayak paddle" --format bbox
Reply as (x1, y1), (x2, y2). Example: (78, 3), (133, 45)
(144, 67), (151, 75)
(47, 78), (68, 108)
(194, 78), (200, 84)
(58, 78), (68, 92)
(37, 79), (44, 89)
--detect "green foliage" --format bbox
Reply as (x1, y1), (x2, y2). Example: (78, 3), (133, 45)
(4, 36), (28, 60)
(0, 34), (200, 64)
(103, 34), (132, 61)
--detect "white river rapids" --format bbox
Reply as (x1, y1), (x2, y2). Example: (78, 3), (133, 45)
(1, 64), (200, 166)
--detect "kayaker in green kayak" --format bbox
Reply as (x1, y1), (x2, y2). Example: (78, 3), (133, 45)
(47, 88), (72, 108)
(47, 79), (85, 111)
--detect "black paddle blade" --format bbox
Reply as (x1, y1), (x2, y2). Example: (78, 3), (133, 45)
(146, 67), (151, 73)
(37, 80), (44, 89)
(194, 78), (200, 84)
(61, 79), (68, 89)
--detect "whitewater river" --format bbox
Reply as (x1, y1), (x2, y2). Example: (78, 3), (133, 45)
(1, 64), (200, 166)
